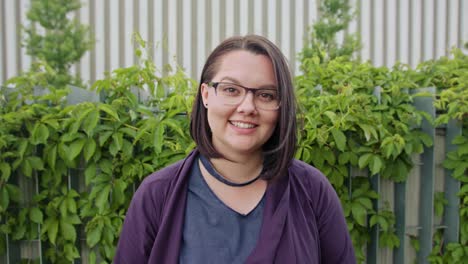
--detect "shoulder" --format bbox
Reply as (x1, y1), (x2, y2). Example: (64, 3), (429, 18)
(288, 159), (341, 212)
(132, 149), (198, 204)
(135, 155), (195, 203)
(141, 159), (186, 187)
(288, 159), (331, 187)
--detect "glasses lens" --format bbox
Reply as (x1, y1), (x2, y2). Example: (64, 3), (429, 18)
(215, 82), (280, 110)
(254, 89), (279, 110)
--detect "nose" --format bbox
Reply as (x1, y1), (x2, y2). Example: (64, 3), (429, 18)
(236, 91), (257, 114)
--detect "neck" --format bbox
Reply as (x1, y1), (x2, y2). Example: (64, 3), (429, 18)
(209, 151), (264, 183)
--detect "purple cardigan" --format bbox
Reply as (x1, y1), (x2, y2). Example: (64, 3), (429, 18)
(115, 150), (356, 263)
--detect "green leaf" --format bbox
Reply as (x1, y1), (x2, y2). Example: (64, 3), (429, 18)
(29, 207), (43, 224)
(356, 197), (373, 210)
(369, 155), (383, 175)
(61, 221), (76, 242)
(67, 197), (77, 214)
(12, 225), (25, 240)
(108, 132), (123, 157)
(17, 139), (28, 158)
(0, 235), (5, 255)
(83, 138), (97, 162)
(0, 163), (11, 181)
(153, 124), (164, 153)
(338, 152), (350, 165)
(21, 159), (33, 177)
(99, 104), (120, 121)
(64, 243), (80, 261)
(60, 200), (68, 218)
(98, 131), (113, 146)
(163, 119), (185, 137)
(121, 139), (134, 158)
(109, 140), (119, 157)
(377, 216), (389, 231)
(331, 128), (346, 151)
(458, 143), (468, 156)
(95, 185), (111, 211)
(359, 124), (377, 141)
(89, 251), (97, 264)
(99, 159), (113, 175)
(369, 215), (378, 227)
(5, 184), (21, 203)
(31, 123), (49, 145)
(27, 156), (44, 170)
(85, 162), (96, 186)
(322, 148), (336, 165)
(419, 132), (433, 147)
(47, 219), (59, 245)
(66, 215), (82, 225)
(410, 236), (420, 252)
(87, 226), (102, 247)
(0, 187), (9, 212)
(358, 153), (372, 169)
(323, 111), (337, 122)
(58, 142), (70, 161)
(302, 147), (311, 163)
(452, 135), (466, 145)
(47, 145), (57, 169)
(112, 179), (126, 206)
(82, 109), (100, 136)
(69, 138), (87, 161)
(351, 203), (367, 226)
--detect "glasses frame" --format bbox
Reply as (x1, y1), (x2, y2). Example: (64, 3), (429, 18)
(207, 81), (280, 110)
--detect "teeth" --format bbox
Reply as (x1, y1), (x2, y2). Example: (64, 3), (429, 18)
(231, 121), (256, 129)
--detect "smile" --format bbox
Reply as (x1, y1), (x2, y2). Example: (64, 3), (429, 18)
(230, 121), (257, 129)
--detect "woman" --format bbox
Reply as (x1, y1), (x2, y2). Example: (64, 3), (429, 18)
(115, 35), (355, 263)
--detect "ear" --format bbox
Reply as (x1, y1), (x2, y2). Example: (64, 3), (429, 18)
(201, 83), (210, 107)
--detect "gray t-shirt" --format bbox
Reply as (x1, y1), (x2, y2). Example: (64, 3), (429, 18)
(179, 156), (265, 264)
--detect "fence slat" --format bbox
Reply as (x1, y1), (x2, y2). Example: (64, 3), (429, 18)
(394, 181), (406, 263)
(367, 86), (382, 263)
(443, 119), (462, 244)
(412, 87), (436, 263)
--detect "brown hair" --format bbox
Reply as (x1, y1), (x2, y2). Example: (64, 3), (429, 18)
(190, 35), (297, 181)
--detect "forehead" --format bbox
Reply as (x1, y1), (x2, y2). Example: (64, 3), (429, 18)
(214, 50), (277, 86)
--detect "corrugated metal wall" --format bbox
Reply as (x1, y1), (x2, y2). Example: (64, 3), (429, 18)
(1, 0), (467, 86)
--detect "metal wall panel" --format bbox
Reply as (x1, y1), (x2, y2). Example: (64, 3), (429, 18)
(1, 0), (467, 85)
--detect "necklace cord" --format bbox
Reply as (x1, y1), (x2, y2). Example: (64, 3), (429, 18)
(199, 154), (262, 187)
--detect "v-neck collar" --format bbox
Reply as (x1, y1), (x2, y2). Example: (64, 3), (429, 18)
(157, 149), (290, 263)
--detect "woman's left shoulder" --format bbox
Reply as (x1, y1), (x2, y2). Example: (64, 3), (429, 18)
(288, 159), (329, 185)
(287, 159), (339, 205)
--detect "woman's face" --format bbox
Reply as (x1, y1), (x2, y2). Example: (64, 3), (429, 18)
(201, 50), (279, 157)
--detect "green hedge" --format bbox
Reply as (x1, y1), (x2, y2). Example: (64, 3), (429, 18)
(0, 44), (467, 263)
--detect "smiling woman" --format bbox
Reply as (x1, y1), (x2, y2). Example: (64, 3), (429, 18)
(114, 35), (356, 263)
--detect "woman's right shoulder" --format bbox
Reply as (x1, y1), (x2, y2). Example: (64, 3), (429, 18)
(134, 150), (198, 200)
(141, 159), (186, 186)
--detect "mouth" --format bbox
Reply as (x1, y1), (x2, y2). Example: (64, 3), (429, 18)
(229, 121), (258, 129)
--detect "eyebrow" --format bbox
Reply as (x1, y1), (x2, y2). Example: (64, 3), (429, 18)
(219, 76), (277, 90)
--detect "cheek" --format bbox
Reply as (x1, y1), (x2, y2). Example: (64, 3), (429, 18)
(206, 106), (231, 129)
(267, 112), (279, 127)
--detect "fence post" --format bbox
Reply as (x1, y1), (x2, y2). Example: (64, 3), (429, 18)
(412, 87), (436, 263)
(367, 86), (381, 263)
(393, 87), (409, 263)
(443, 119), (462, 244)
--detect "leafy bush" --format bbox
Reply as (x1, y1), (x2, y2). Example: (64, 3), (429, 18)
(0, 37), (195, 263)
(1, 29), (467, 264)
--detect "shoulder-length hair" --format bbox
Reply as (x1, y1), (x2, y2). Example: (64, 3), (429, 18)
(190, 35), (297, 181)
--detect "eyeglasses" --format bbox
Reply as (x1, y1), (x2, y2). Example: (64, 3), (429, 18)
(207, 82), (280, 110)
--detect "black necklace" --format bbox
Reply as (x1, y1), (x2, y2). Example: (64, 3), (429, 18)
(199, 154), (262, 187)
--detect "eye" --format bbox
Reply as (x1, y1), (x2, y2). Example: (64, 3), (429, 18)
(225, 87), (238, 93)
(219, 84), (242, 96)
(257, 90), (277, 101)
